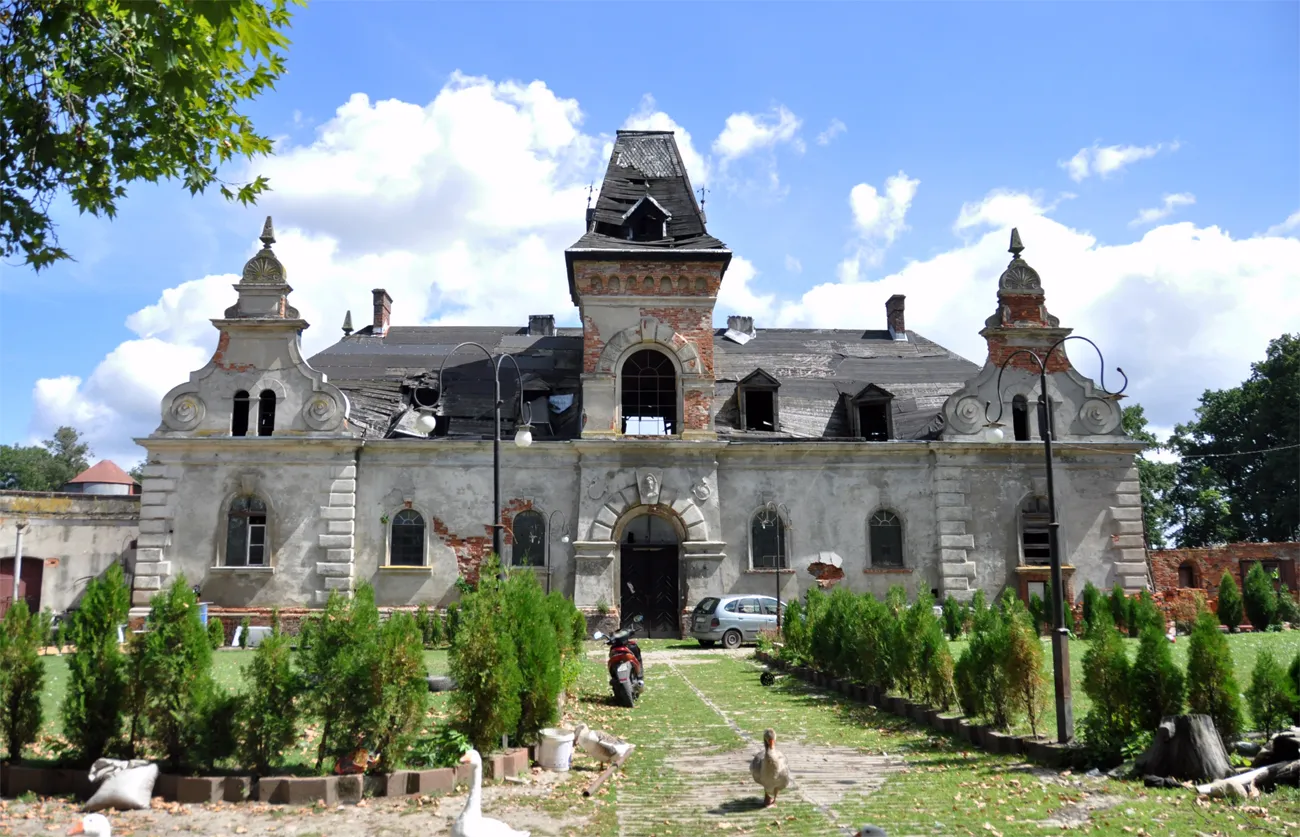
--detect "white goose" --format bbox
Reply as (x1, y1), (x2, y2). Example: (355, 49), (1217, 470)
(573, 723), (635, 768)
(67, 814), (112, 836)
(451, 749), (530, 837)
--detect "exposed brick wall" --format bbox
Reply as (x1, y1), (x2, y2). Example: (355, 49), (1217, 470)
(639, 305), (715, 378)
(1151, 542), (1300, 594)
(430, 498), (535, 585)
(210, 331), (256, 373)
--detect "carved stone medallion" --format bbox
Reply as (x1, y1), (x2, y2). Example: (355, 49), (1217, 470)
(163, 394), (206, 431)
(691, 477), (712, 501)
(302, 392), (341, 430)
(636, 469), (663, 506)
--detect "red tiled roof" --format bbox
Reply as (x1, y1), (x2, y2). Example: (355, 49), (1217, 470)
(67, 460), (138, 485)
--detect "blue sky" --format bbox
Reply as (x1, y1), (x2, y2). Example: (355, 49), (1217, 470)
(2, 1), (1298, 465)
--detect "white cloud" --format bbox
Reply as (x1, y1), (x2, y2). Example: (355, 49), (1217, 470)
(1060, 141), (1180, 182)
(622, 94), (710, 187)
(772, 190), (1300, 429)
(784, 255), (803, 274)
(1130, 192), (1196, 227)
(712, 105), (803, 162)
(816, 118), (846, 146)
(1265, 209), (1300, 237)
(836, 172), (920, 282)
(714, 256), (776, 324)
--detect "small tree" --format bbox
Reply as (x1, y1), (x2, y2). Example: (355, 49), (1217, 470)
(1242, 562), (1278, 631)
(136, 576), (220, 771)
(238, 616), (252, 648)
(1274, 576), (1300, 627)
(1244, 649), (1294, 736)
(368, 611), (429, 772)
(1108, 584), (1128, 632)
(237, 617), (300, 775)
(297, 586), (379, 772)
(1081, 581), (1102, 637)
(1003, 599), (1049, 738)
(60, 563), (130, 764)
(1186, 611), (1244, 743)
(0, 601), (46, 761)
(1129, 590), (1163, 638)
(505, 569), (562, 740)
(1215, 571), (1243, 632)
(546, 591), (587, 699)
(955, 602), (1013, 729)
(449, 557), (522, 753)
(1080, 618), (1132, 764)
(1027, 592), (1045, 636)
(207, 616), (226, 650)
(1129, 624), (1185, 732)
(941, 595), (963, 641)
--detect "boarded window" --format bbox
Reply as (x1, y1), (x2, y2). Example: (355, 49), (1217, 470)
(390, 509), (425, 566)
(621, 350), (677, 435)
(1012, 395), (1030, 441)
(1177, 563), (1197, 588)
(1021, 496), (1052, 565)
(225, 496), (268, 567)
(751, 507), (787, 569)
(869, 510), (904, 567)
(512, 510), (546, 567)
(232, 391), (251, 437)
(257, 390), (276, 437)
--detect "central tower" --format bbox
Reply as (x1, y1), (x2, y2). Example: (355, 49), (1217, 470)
(565, 131), (732, 440)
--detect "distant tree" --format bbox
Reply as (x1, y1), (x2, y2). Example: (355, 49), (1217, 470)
(1, 0), (304, 269)
(1242, 562), (1278, 632)
(128, 461), (146, 483)
(1215, 571), (1243, 632)
(1122, 405), (1177, 549)
(0, 426), (91, 490)
(1167, 334), (1300, 546)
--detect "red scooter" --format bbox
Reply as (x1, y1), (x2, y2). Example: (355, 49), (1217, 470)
(593, 614), (644, 707)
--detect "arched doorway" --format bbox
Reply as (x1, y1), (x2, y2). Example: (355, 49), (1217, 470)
(618, 510), (681, 638)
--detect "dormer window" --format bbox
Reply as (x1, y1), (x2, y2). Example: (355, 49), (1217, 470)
(848, 384), (894, 441)
(621, 195), (672, 242)
(737, 369), (780, 432)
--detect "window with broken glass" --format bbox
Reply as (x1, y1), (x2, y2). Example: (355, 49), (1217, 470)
(621, 349), (677, 435)
(1020, 496), (1052, 565)
(225, 496), (268, 567)
(868, 510), (904, 568)
(511, 510), (546, 567)
(389, 509), (426, 566)
(750, 507), (787, 570)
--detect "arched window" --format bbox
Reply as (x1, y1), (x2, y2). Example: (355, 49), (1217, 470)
(621, 349), (677, 436)
(750, 507), (787, 570)
(512, 510), (546, 567)
(1012, 395), (1030, 441)
(1177, 562), (1198, 589)
(389, 509), (426, 566)
(232, 391), (251, 437)
(257, 390), (276, 436)
(868, 510), (903, 568)
(225, 496), (268, 566)
(1021, 496), (1052, 565)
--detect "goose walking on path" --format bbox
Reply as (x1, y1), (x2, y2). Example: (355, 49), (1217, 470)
(67, 814), (112, 836)
(750, 728), (791, 807)
(451, 749), (531, 837)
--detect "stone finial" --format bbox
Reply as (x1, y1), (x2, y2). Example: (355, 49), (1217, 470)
(1008, 227), (1024, 259)
(241, 216), (286, 285)
(998, 226), (1042, 292)
(260, 216), (276, 248)
(342, 310), (354, 336)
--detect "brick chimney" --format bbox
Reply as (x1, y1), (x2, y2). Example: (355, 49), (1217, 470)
(372, 289), (392, 335)
(726, 315), (755, 337)
(886, 295), (906, 341)
(528, 314), (555, 337)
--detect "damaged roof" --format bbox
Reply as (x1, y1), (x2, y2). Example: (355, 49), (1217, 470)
(306, 324), (978, 442)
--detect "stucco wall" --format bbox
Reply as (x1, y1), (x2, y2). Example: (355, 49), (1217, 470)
(0, 491), (139, 613)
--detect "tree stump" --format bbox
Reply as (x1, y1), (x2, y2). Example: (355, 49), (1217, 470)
(1134, 715), (1232, 782)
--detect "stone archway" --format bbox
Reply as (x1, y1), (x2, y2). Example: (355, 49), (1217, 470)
(593, 316), (702, 377)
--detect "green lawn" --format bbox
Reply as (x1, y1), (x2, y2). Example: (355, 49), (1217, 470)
(947, 630), (1300, 738)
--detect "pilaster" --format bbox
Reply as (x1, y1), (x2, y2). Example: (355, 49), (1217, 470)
(132, 464), (182, 605)
(1108, 470), (1148, 593)
(315, 463), (358, 603)
(934, 467), (976, 601)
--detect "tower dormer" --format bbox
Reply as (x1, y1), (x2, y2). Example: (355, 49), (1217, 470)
(566, 131), (732, 440)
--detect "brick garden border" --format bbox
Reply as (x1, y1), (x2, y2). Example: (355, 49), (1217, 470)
(755, 651), (1088, 770)
(0, 747), (531, 805)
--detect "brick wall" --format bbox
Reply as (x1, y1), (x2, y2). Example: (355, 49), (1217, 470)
(430, 498), (535, 585)
(1151, 542), (1300, 594)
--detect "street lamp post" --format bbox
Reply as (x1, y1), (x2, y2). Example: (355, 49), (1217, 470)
(760, 502), (791, 631)
(419, 342), (533, 579)
(984, 335), (1127, 744)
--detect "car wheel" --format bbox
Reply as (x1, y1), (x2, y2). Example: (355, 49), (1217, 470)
(697, 639), (716, 648)
(722, 630), (742, 650)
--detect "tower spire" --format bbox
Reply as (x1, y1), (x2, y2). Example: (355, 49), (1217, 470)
(1008, 227), (1024, 259)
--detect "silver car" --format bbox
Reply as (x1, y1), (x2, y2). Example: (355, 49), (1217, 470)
(690, 595), (783, 649)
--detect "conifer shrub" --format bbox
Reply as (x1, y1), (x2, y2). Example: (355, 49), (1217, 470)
(1275, 583), (1300, 627)
(505, 569), (561, 741)
(445, 601), (461, 644)
(1129, 590), (1163, 638)
(1081, 581), (1102, 636)
(910, 593), (955, 710)
(814, 587), (863, 679)
(1080, 617), (1132, 765)
(778, 598), (809, 664)
(942, 594), (963, 641)
(852, 594), (894, 691)
(237, 618), (300, 775)
(893, 590), (935, 699)
(955, 603), (1013, 729)
(1108, 583), (1128, 632)
(207, 615), (226, 649)
(297, 586), (380, 772)
(1215, 571), (1243, 632)
(61, 563), (130, 764)
(1002, 596), (1048, 739)
(1027, 592), (1045, 636)
(546, 591), (587, 698)
(0, 601), (46, 761)
(1168, 590), (1206, 635)
(1186, 611), (1243, 743)
(368, 611), (429, 772)
(135, 575), (221, 772)
(449, 556), (522, 754)
(1129, 623), (1185, 732)
(1243, 562), (1278, 632)
(238, 616), (251, 648)
(1245, 649), (1294, 736)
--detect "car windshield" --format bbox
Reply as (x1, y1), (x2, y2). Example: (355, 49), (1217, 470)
(694, 597), (720, 615)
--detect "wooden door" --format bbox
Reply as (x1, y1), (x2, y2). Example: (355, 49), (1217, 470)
(0, 557), (43, 618)
(619, 545), (680, 638)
